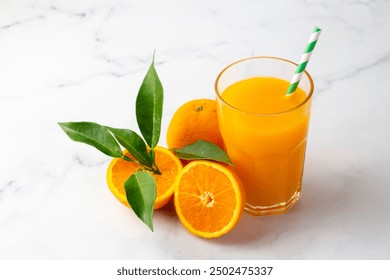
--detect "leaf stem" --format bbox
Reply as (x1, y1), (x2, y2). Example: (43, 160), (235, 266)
(141, 165), (161, 175)
(122, 155), (134, 162)
(152, 162), (161, 175)
(122, 153), (161, 175)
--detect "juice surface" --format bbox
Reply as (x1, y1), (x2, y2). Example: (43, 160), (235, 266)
(218, 77), (311, 214)
(221, 77), (306, 114)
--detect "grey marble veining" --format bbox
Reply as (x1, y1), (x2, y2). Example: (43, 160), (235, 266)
(1, 0), (390, 259)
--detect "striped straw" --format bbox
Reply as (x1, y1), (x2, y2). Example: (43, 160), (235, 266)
(286, 26), (322, 96)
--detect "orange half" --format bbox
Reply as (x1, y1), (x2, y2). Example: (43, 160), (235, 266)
(106, 146), (183, 209)
(174, 160), (246, 238)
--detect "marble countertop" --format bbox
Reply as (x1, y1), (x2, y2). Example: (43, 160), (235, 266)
(1, 0), (389, 259)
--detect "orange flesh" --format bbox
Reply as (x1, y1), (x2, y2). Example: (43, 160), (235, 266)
(109, 148), (182, 209)
(176, 163), (238, 233)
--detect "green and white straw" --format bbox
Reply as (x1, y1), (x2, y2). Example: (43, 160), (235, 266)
(286, 26), (322, 96)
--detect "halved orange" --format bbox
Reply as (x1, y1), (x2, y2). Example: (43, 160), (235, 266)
(106, 146), (183, 209)
(174, 160), (246, 238)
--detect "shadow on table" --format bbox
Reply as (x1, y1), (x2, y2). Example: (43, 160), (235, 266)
(154, 163), (356, 247)
(210, 167), (354, 246)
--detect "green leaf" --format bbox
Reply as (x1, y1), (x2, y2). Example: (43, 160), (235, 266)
(107, 127), (152, 168)
(124, 171), (156, 231)
(174, 140), (233, 165)
(58, 122), (123, 158)
(136, 53), (163, 148)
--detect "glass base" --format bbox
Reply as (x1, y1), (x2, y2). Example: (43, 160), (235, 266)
(244, 190), (301, 216)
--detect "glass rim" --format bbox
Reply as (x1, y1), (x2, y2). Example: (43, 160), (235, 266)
(214, 56), (314, 116)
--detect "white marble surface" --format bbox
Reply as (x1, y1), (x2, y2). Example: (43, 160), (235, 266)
(1, 0), (389, 259)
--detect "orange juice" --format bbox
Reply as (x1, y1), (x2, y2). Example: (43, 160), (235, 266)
(215, 57), (314, 216)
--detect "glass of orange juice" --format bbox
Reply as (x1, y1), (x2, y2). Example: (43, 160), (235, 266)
(215, 56), (314, 216)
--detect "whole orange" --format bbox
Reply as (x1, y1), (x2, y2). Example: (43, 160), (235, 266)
(167, 99), (224, 149)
